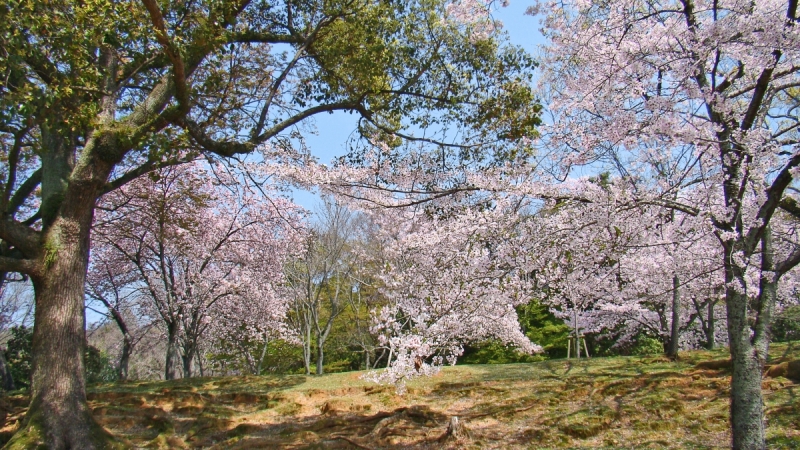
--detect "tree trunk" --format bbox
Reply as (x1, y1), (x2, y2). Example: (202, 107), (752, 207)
(117, 333), (132, 381)
(182, 350), (194, 379)
(256, 339), (269, 375)
(725, 249), (765, 450)
(9, 203), (120, 448)
(705, 299), (716, 350)
(165, 323), (179, 380)
(667, 274), (681, 359)
(303, 321), (312, 375)
(316, 341), (324, 375)
(0, 351), (14, 391)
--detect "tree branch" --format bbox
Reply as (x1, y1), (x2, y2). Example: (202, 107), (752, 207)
(5, 169), (42, 217)
(0, 219), (41, 258)
(0, 256), (37, 275)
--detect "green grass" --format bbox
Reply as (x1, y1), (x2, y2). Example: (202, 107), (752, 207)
(1, 343), (799, 449)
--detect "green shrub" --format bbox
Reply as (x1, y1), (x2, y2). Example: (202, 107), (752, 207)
(3, 325), (117, 388)
(629, 336), (665, 356)
(460, 300), (570, 364)
(773, 305), (800, 342)
(85, 346), (117, 384)
(4, 325), (32, 388)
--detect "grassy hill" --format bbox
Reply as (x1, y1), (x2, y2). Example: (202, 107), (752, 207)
(1, 344), (798, 449)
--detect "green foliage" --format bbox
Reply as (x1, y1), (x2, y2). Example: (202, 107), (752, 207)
(460, 300), (570, 364)
(518, 300), (571, 358)
(3, 325), (116, 388)
(460, 339), (545, 365)
(85, 346), (117, 384)
(772, 305), (800, 342)
(208, 338), (305, 375)
(4, 325), (32, 388)
(629, 336), (665, 356)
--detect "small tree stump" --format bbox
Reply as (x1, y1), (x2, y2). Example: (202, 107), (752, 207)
(440, 416), (470, 441)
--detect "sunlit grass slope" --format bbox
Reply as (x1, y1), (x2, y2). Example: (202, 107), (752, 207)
(1, 344), (798, 449)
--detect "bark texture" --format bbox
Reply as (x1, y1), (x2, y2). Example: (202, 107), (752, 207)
(8, 162), (123, 449)
(667, 274), (681, 359)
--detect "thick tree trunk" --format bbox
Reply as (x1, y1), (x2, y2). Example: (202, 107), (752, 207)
(8, 200), (121, 448)
(667, 275), (681, 359)
(182, 347), (194, 379)
(727, 314), (766, 450)
(165, 323), (179, 380)
(724, 249), (765, 450)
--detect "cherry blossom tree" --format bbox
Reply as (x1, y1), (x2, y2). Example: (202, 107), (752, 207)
(520, 184), (728, 356)
(530, 1), (800, 446)
(85, 249), (156, 381)
(92, 162), (304, 379)
(357, 198), (542, 391)
(0, 0), (538, 444)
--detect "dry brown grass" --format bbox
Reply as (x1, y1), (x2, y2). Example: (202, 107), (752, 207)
(1, 343), (799, 449)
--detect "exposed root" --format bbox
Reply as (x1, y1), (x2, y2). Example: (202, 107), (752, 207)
(3, 409), (129, 450)
(330, 435), (375, 450)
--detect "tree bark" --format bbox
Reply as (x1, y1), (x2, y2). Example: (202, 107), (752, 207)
(104, 305), (133, 381)
(182, 352), (193, 379)
(724, 246), (766, 450)
(302, 314), (312, 375)
(667, 274), (681, 359)
(118, 333), (132, 381)
(256, 339), (269, 375)
(705, 299), (716, 350)
(8, 180), (121, 448)
(316, 340), (324, 375)
(0, 351), (14, 391)
(165, 322), (179, 380)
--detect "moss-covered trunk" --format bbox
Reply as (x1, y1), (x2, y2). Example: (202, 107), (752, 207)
(6, 174), (121, 449)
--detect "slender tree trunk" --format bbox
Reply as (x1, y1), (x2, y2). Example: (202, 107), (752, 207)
(303, 327), (311, 375)
(256, 339), (269, 375)
(117, 333), (132, 381)
(103, 300), (134, 381)
(316, 340), (324, 375)
(0, 351), (14, 391)
(705, 299), (716, 350)
(667, 274), (681, 359)
(165, 323), (179, 380)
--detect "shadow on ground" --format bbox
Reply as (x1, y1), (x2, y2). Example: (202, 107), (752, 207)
(0, 344), (799, 449)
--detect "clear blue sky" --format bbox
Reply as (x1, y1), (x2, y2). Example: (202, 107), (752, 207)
(292, 2), (546, 210)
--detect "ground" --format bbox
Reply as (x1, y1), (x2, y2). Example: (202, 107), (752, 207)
(1, 344), (799, 449)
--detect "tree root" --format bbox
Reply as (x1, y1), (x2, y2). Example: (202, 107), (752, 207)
(330, 435), (375, 450)
(3, 409), (129, 450)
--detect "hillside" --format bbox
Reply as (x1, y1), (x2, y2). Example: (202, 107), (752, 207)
(1, 344), (799, 449)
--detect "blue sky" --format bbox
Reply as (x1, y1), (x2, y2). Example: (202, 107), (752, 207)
(291, 2), (547, 211)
